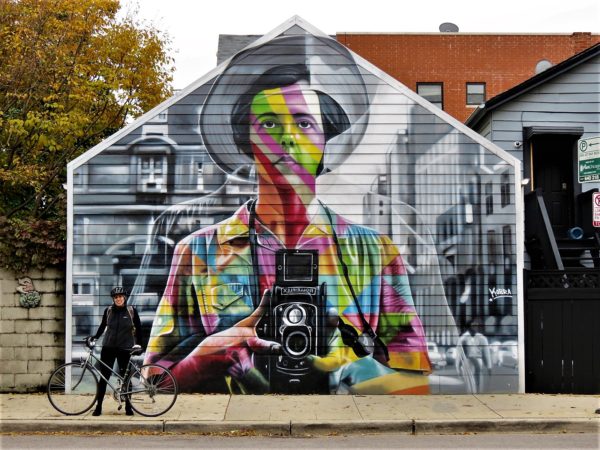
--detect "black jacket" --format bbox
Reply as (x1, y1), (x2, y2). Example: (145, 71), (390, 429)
(93, 305), (143, 350)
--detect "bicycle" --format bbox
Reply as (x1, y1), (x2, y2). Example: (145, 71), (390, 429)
(47, 338), (178, 417)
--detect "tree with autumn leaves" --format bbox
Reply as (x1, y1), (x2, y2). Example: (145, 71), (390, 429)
(0, 0), (174, 273)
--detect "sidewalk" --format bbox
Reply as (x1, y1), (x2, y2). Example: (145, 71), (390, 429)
(1, 393), (598, 436)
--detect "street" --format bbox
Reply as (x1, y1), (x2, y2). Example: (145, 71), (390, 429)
(1, 433), (598, 449)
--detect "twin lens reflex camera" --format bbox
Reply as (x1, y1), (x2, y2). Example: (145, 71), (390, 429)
(255, 249), (328, 393)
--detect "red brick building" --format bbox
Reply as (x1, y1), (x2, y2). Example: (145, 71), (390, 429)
(336, 32), (600, 122)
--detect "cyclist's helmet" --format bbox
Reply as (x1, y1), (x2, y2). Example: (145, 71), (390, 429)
(110, 286), (128, 299)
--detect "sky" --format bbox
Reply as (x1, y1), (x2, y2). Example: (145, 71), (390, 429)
(122, 0), (600, 90)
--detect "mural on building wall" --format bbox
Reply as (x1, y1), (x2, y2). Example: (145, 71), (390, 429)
(70, 28), (519, 395)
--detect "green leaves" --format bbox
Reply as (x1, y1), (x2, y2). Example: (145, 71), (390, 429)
(0, 0), (173, 273)
(0, 215), (67, 273)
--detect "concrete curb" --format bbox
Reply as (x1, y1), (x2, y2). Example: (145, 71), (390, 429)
(1, 418), (599, 435)
(414, 418), (600, 435)
(0, 419), (163, 433)
(291, 420), (413, 436)
(163, 420), (290, 435)
(0, 420), (290, 436)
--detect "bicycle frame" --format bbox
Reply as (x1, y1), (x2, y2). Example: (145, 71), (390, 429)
(74, 346), (142, 407)
(50, 341), (178, 417)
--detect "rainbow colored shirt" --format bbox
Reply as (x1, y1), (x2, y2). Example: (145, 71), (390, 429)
(145, 201), (431, 394)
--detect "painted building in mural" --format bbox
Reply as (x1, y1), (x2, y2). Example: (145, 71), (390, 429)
(67, 18), (521, 395)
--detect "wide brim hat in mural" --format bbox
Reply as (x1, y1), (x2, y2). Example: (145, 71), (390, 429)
(200, 34), (369, 175)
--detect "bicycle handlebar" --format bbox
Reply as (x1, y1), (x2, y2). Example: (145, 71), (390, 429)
(83, 337), (142, 356)
(84, 336), (96, 349)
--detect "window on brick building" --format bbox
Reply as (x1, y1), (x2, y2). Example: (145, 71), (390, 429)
(466, 83), (486, 105)
(535, 60), (553, 74)
(417, 83), (443, 110)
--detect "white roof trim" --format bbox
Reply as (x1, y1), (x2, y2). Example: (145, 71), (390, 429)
(68, 15), (518, 172)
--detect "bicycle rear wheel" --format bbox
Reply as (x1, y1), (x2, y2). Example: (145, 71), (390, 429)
(125, 364), (178, 417)
(47, 362), (98, 415)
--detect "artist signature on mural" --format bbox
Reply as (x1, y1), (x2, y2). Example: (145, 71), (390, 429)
(488, 287), (513, 303)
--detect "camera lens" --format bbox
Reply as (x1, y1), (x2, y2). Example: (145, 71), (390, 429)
(284, 305), (305, 325)
(285, 331), (309, 356)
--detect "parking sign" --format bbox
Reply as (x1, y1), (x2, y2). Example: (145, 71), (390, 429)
(578, 137), (600, 183)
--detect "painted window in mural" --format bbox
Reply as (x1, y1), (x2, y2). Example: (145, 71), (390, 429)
(69, 27), (518, 395)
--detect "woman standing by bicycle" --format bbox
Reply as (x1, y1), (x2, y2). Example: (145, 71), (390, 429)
(88, 286), (142, 416)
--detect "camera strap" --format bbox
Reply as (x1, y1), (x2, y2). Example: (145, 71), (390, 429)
(247, 199), (260, 309)
(321, 203), (389, 363)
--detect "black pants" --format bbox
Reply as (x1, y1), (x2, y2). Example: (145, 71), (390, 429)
(96, 347), (131, 406)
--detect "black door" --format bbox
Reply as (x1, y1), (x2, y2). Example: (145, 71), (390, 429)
(525, 291), (600, 394)
(531, 135), (577, 236)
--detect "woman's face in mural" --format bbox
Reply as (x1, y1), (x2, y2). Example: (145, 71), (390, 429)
(249, 82), (325, 189)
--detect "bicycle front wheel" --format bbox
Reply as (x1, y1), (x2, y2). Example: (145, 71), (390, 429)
(47, 362), (98, 415)
(125, 364), (178, 417)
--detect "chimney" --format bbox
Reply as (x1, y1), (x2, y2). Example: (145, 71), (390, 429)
(571, 32), (592, 53)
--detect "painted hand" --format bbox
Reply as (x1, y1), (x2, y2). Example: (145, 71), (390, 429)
(194, 289), (280, 366)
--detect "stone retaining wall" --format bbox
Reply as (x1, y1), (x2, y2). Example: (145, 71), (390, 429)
(0, 268), (65, 392)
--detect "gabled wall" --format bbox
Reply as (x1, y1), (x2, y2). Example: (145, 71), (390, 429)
(67, 18), (522, 395)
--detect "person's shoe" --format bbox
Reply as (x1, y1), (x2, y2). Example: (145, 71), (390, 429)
(92, 405), (102, 416)
(125, 402), (134, 416)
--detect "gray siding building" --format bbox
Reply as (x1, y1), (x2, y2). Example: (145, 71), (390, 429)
(467, 43), (600, 394)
